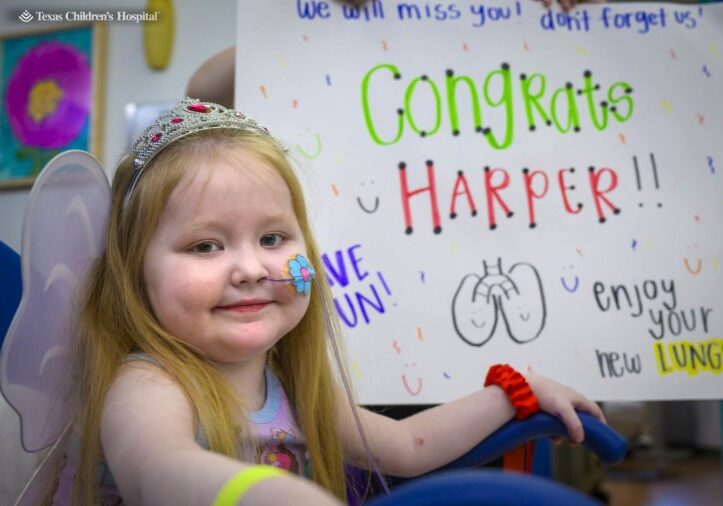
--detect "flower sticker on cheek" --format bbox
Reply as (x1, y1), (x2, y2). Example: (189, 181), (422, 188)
(288, 254), (315, 295)
(267, 254), (315, 295)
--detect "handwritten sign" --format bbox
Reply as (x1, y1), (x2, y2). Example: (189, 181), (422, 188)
(236, 1), (723, 403)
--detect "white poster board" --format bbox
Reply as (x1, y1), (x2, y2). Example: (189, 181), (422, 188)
(236, 1), (723, 403)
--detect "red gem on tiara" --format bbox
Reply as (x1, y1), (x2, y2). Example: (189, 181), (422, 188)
(187, 103), (209, 113)
(171, 117), (183, 124)
(150, 132), (162, 142)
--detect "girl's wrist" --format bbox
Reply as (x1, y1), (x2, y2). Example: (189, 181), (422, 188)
(484, 364), (539, 420)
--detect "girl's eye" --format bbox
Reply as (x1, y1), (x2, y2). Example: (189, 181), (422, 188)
(260, 233), (283, 248)
(192, 241), (221, 254)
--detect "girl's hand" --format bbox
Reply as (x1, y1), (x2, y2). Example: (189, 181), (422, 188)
(524, 371), (606, 444)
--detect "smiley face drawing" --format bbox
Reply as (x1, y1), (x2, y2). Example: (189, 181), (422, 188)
(356, 180), (380, 214)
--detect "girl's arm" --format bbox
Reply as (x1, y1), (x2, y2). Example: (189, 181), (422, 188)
(101, 361), (341, 506)
(336, 371), (604, 478)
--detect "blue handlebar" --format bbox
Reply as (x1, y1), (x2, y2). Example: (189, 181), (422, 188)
(439, 410), (627, 471)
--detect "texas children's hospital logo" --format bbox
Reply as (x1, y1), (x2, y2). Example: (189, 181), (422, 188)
(18, 9), (159, 23)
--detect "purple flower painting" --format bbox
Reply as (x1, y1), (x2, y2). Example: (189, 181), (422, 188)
(0, 24), (101, 185)
(6, 41), (91, 149)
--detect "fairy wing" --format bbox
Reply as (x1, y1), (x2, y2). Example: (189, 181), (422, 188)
(0, 150), (110, 454)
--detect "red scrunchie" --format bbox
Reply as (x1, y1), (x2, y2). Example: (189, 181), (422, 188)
(485, 364), (539, 420)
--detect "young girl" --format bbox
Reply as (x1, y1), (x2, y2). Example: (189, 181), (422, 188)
(54, 98), (603, 505)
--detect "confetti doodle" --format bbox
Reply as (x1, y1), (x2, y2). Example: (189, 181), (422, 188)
(419, 271), (426, 284)
(576, 248), (584, 258)
(575, 46), (587, 56)
(660, 100), (672, 113)
(632, 239), (638, 250)
(302, 35), (309, 42)
(352, 360), (362, 380)
(697, 114), (705, 125)
(463, 42), (469, 51)
(292, 99), (299, 109)
(416, 326), (423, 341)
(260, 85), (268, 98)
(619, 133), (626, 144)
(707, 156), (716, 174)
(669, 49), (677, 60)
(710, 43), (721, 60)
(523, 40), (529, 51)
(381, 40), (388, 51)
(325, 74), (331, 86)
(393, 340), (401, 354)
(694, 215), (701, 223)
(443, 372), (451, 379)
(331, 184), (339, 196)
(702, 65), (711, 77)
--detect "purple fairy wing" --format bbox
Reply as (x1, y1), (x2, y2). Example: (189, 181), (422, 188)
(0, 150), (110, 454)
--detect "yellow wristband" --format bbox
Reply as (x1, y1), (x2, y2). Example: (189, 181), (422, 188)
(213, 465), (287, 506)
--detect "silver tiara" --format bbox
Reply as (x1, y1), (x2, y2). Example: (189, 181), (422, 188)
(124, 98), (274, 206)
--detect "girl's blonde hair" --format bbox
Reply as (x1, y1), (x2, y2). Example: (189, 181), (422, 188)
(71, 128), (347, 504)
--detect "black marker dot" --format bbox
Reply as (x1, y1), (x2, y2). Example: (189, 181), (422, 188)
(639, 203), (644, 208)
(405, 227), (413, 234)
(452, 130), (460, 136)
(657, 203), (663, 208)
(599, 217), (606, 223)
(433, 226), (442, 234)
(546, 120), (552, 126)
(571, 185), (576, 190)
(600, 101), (608, 108)
(482, 128), (491, 135)
(394, 73), (401, 80)
(529, 125), (536, 131)
(475, 126), (483, 133)
(566, 82), (573, 89)
(457, 170), (463, 176)
(577, 203), (583, 210)
(396, 108), (404, 115)
(595, 84), (601, 90)
(507, 211), (514, 218)
(501, 62), (510, 70)
(588, 166), (595, 172)
(490, 224), (497, 230)
(446, 69), (454, 77)
(522, 168), (530, 174)
(610, 106), (617, 112)
(471, 210), (478, 217)
(420, 131), (427, 137)
(421, 75), (428, 81)
(625, 87), (633, 94)
(398, 162), (406, 170)
(450, 213), (457, 219)
(520, 73), (527, 80)
(530, 222), (537, 229)
(484, 166), (490, 172)
(574, 126), (580, 132)
(426, 160), (433, 167)
(613, 208), (621, 215)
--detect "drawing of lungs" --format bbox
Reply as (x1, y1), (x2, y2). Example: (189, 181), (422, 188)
(452, 274), (499, 347)
(498, 262), (546, 343)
